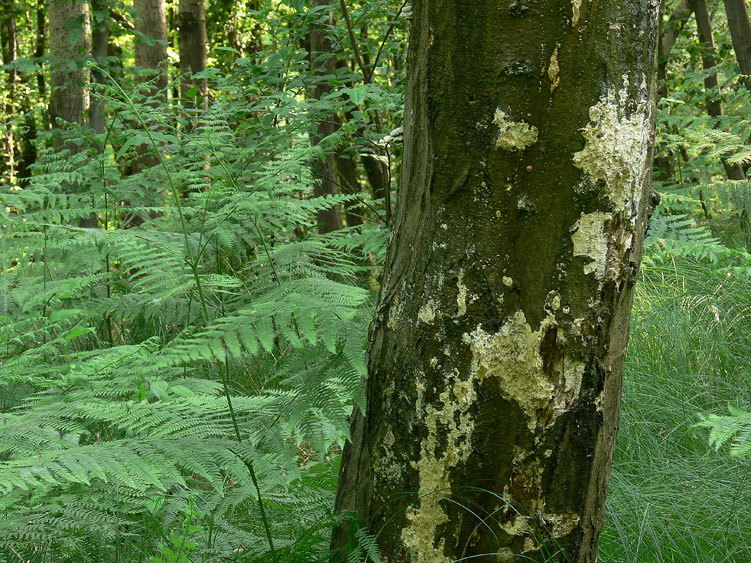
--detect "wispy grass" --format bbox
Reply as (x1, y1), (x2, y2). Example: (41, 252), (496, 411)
(601, 260), (751, 562)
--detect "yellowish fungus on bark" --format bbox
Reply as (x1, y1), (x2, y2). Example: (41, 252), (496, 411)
(493, 108), (539, 151)
(571, 211), (611, 278)
(572, 75), (651, 215)
(401, 374), (477, 561)
(467, 312), (584, 431)
(548, 47), (561, 93)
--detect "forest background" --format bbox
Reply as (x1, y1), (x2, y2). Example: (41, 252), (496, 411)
(0, 0), (750, 561)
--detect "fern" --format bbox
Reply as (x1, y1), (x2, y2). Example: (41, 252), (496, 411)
(695, 406), (751, 459)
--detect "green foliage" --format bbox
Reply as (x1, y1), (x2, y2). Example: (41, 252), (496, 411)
(0, 1), (408, 559)
(695, 406), (751, 459)
(1, 0), (750, 561)
(600, 261), (751, 562)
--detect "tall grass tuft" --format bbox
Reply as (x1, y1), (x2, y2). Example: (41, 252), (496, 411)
(600, 260), (751, 562)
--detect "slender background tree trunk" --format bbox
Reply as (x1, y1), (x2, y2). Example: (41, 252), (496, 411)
(723, 0), (751, 89)
(689, 0), (746, 180)
(659, 0), (692, 99)
(48, 0), (90, 130)
(90, 0), (110, 135)
(332, 1), (660, 561)
(0, 0), (17, 183)
(308, 0), (342, 234)
(178, 0), (207, 106)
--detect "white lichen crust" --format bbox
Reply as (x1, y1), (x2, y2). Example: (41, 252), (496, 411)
(493, 108), (539, 151)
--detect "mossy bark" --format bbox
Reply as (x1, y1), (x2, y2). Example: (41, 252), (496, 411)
(332, 1), (659, 562)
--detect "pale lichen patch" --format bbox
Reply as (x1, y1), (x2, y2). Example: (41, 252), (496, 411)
(457, 269), (468, 316)
(502, 276), (513, 287)
(572, 74), (651, 214)
(418, 299), (437, 324)
(493, 108), (539, 151)
(401, 373), (477, 561)
(545, 513), (581, 537)
(571, 0), (583, 26)
(571, 211), (611, 278)
(467, 312), (585, 431)
(548, 47), (560, 93)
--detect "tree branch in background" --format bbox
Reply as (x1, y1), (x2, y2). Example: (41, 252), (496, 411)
(338, 0), (368, 82)
(659, 0), (693, 98)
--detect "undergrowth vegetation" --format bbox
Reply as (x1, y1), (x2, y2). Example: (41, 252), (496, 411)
(0, 0), (750, 561)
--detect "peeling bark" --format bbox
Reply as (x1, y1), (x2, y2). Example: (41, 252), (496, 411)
(332, 1), (660, 561)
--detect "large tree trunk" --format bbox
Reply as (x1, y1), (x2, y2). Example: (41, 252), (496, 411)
(723, 0), (751, 89)
(178, 0), (207, 105)
(689, 0), (746, 180)
(332, 2), (659, 562)
(308, 0), (342, 234)
(134, 0), (168, 98)
(48, 0), (90, 129)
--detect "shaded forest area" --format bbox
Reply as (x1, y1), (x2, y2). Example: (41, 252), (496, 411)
(0, 0), (750, 561)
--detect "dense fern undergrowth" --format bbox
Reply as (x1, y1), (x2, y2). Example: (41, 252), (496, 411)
(2, 3), (751, 562)
(0, 48), (396, 560)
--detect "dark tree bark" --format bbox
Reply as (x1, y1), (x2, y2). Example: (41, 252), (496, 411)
(35, 0), (46, 96)
(689, 0), (746, 180)
(90, 0), (110, 134)
(0, 0), (17, 182)
(48, 0), (90, 129)
(332, 1), (659, 562)
(723, 0), (751, 89)
(178, 0), (207, 105)
(134, 0), (168, 98)
(308, 0), (342, 234)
